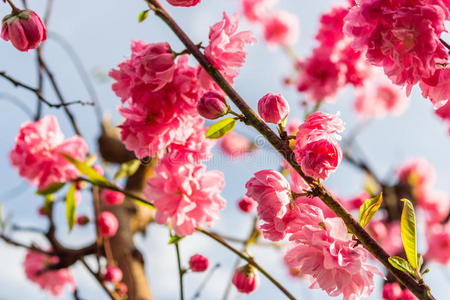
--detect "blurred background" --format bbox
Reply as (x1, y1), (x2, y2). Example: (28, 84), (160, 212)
(0, 0), (449, 299)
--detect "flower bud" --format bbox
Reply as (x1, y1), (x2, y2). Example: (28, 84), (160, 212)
(188, 254), (209, 272)
(1, 9), (47, 51)
(77, 215), (90, 226)
(116, 282), (128, 295)
(382, 283), (402, 300)
(257, 93), (290, 124)
(101, 189), (125, 206)
(232, 264), (260, 294)
(167, 0), (201, 6)
(98, 211), (119, 238)
(103, 266), (123, 283)
(237, 195), (256, 213)
(197, 91), (229, 119)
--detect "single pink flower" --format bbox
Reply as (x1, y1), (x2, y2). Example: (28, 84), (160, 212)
(257, 93), (290, 124)
(425, 222), (450, 264)
(237, 195), (257, 213)
(420, 68), (450, 104)
(23, 250), (75, 296)
(189, 254), (209, 272)
(98, 211), (119, 238)
(296, 47), (347, 102)
(197, 90), (229, 119)
(220, 132), (253, 158)
(103, 266), (123, 283)
(241, 0), (277, 23)
(9, 115), (88, 190)
(262, 10), (300, 47)
(382, 282), (403, 300)
(101, 189), (125, 206)
(315, 4), (349, 49)
(199, 12), (256, 89)
(285, 217), (382, 300)
(166, 0), (201, 6)
(145, 157), (225, 236)
(1, 9), (47, 51)
(232, 264), (260, 294)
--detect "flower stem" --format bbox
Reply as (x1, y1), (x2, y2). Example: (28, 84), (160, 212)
(6, 0), (20, 14)
(144, 1), (436, 299)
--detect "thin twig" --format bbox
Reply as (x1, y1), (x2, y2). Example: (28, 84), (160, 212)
(144, 1), (435, 299)
(440, 38), (450, 51)
(171, 231), (185, 300)
(191, 263), (221, 300)
(0, 234), (53, 255)
(80, 258), (122, 300)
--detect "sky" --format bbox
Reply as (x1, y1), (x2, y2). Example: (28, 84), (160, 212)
(0, 0), (449, 299)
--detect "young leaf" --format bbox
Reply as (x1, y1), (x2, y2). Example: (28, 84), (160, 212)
(138, 10), (149, 23)
(168, 235), (185, 245)
(358, 193), (383, 227)
(61, 153), (109, 185)
(114, 159), (141, 181)
(401, 198), (418, 269)
(36, 182), (65, 195)
(388, 256), (416, 277)
(417, 253), (424, 270)
(66, 184), (77, 232)
(205, 118), (236, 139)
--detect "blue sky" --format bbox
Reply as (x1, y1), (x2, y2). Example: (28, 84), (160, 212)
(0, 0), (449, 299)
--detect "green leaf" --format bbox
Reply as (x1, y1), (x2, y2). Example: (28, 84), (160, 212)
(138, 10), (149, 23)
(358, 193), (383, 227)
(389, 256), (416, 277)
(61, 153), (109, 185)
(168, 235), (185, 245)
(36, 182), (65, 195)
(114, 159), (141, 181)
(65, 184), (77, 232)
(401, 198), (418, 269)
(205, 118), (236, 139)
(417, 253), (424, 270)
(133, 199), (155, 210)
(84, 154), (98, 166)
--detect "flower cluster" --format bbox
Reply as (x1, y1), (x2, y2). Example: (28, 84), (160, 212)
(294, 111), (345, 180)
(240, 0), (299, 47)
(245, 170), (382, 299)
(9, 115), (88, 190)
(23, 250), (75, 296)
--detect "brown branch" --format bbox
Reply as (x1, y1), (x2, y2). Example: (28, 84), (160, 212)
(440, 38), (450, 51)
(0, 234), (53, 255)
(80, 258), (122, 300)
(144, 1), (435, 299)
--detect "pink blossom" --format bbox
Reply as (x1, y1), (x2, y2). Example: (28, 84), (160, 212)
(197, 90), (229, 119)
(296, 47), (347, 102)
(397, 158), (436, 191)
(1, 9), (47, 51)
(420, 189), (450, 224)
(315, 4), (349, 49)
(368, 221), (403, 256)
(262, 11), (300, 47)
(355, 72), (409, 118)
(402, 289), (419, 300)
(101, 189), (125, 206)
(98, 211), (119, 238)
(345, 191), (371, 211)
(241, 0), (277, 23)
(420, 68), (450, 104)
(220, 132), (253, 158)
(237, 195), (257, 213)
(245, 170), (293, 240)
(103, 266), (123, 283)
(166, 0), (201, 6)
(189, 254), (209, 272)
(145, 157), (225, 236)
(286, 119), (302, 135)
(199, 12), (256, 89)
(382, 282), (403, 300)
(23, 250), (75, 296)
(285, 217), (382, 300)
(9, 115), (88, 190)
(257, 93), (290, 124)
(232, 264), (260, 294)
(343, 0), (449, 90)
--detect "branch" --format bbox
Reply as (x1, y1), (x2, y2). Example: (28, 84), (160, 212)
(0, 233), (53, 255)
(144, 1), (435, 299)
(440, 38), (450, 51)
(80, 259), (122, 300)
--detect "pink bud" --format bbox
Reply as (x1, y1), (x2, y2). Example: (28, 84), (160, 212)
(189, 254), (209, 272)
(197, 91), (229, 120)
(237, 196), (256, 213)
(101, 189), (125, 206)
(1, 10), (47, 51)
(116, 282), (128, 294)
(382, 283), (402, 300)
(401, 289), (418, 300)
(167, 0), (201, 6)
(103, 266), (123, 283)
(38, 206), (48, 217)
(77, 215), (90, 226)
(98, 211), (119, 238)
(232, 264), (260, 294)
(257, 93), (290, 124)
